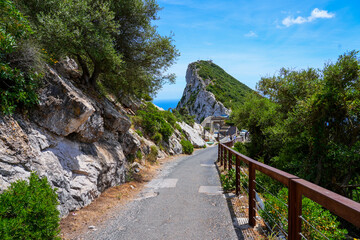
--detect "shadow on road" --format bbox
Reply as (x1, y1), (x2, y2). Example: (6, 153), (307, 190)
(215, 162), (245, 240)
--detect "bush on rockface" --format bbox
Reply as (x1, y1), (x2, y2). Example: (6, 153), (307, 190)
(180, 139), (193, 155)
(0, 0), (41, 115)
(136, 102), (174, 142)
(147, 145), (159, 163)
(0, 172), (60, 239)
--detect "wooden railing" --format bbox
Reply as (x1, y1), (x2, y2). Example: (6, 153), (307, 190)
(218, 142), (360, 240)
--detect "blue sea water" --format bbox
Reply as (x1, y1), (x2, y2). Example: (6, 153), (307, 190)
(152, 99), (179, 110)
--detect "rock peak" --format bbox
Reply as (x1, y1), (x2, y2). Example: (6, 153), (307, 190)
(177, 62), (230, 123)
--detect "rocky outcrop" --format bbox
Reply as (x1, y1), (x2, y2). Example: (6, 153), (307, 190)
(178, 122), (206, 148)
(0, 60), (208, 218)
(177, 62), (230, 123)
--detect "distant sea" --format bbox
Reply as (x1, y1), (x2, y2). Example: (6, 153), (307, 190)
(152, 99), (179, 110)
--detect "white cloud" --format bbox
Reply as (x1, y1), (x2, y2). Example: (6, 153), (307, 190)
(244, 31), (258, 38)
(282, 8), (335, 27)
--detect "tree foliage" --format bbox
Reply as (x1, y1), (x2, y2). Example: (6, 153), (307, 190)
(16, 0), (179, 96)
(233, 51), (360, 200)
(110, 0), (179, 97)
(0, 0), (40, 114)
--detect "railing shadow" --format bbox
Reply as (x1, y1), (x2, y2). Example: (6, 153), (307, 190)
(214, 161), (245, 240)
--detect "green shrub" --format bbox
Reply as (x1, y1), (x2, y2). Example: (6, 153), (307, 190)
(136, 150), (142, 160)
(259, 188), (348, 239)
(135, 129), (143, 137)
(147, 145), (158, 163)
(175, 123), (182, 131)
(136, 103), (174, 142)
(180, 139), (193, 154)
(172, 108), (195, 127)
(131, 115), (143, 126)
(0, 172), (60, 239)
(233, 142), (248, 156)
(0, 0), (41, 115)
(152, 132), (162, 145)
(220, 168), (236, 191)
(162, 110), (177, 127)
(143, 94), (153, 101)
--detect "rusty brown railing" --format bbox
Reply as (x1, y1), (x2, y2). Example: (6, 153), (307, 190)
(218, 142), (360, 240)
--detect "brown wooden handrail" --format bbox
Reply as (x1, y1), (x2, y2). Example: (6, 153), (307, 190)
(218, 142), (360, 240)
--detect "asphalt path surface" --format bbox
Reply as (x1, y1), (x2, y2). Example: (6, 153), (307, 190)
(86, 146), (243, 240)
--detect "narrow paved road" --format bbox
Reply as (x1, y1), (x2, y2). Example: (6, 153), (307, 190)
(86, 147), (243, 240)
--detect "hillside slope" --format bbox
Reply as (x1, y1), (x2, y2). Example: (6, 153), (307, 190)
(177, 60), (253, 122)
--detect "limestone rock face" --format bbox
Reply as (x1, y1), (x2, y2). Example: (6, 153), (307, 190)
(0, 64), (133, 217)
(0, 62), (208, 218)
(33, 67), (96, 137)
(178, 122), (206, 148)
(101, 99), (131, 133)
(119, 129), (141, 156)
(177, 62), (230, 123)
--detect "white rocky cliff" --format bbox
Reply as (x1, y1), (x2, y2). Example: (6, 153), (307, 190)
(177, 61), (230, 123)
(0, 59), (206, 217)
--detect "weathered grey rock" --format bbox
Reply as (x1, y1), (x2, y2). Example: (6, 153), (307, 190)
(193, 122), (204, 137)
(168, 133), (183, 155)
(119, 129), (141, 156)
(178, 122), (206, 148)
(77, 113), (104, 143)
(33, 67), (95, 137)
(101, 99), (131, 133)
(0, 116), (127, 217)
(54, 57), (81, 80)
(177, 62), (230, 122)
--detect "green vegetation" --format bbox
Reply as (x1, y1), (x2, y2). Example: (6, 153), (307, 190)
(136, 149), (143, 160)
(259, 188), (347, 239)
(0, 0), (42, 115)
(16, 0), (179, 94)
(135, 129), (143, 137)
(233, 142), (247, 156)
(194, 60), (253, 109)
(136, 102), (174, 142)
(220, 168), (236, 191)
(180, 139), (193, 154)
(0, 172), (60, 239)
(232, 51), (360, 201)
(147, 145), (158, 163)
(172, 107), (195, 126)
(1, 0), (178, 114)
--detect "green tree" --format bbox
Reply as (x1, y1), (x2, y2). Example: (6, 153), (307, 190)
(235, 51), (360, 200)
(0, 0), (40, 114)
(110, 0), (179, 97)
(28, 0), (121, 87)
(17, 0), (179, 96)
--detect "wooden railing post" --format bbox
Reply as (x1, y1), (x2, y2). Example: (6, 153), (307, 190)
(218, 143), (220, 163)
(224, 148), (227, 170)
(228, 151), (232, 171)
(288, 179), (302, 240)
(248, 162), (256, 227)
(220, 145), (222, 166)
(235, 155), (240, 196)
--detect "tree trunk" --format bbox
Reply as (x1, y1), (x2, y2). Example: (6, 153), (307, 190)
(89, 63), (101, 88)
(76, 55), (90, 85)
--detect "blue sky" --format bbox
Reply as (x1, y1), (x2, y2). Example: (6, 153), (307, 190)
(154, 0), (360, 100)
